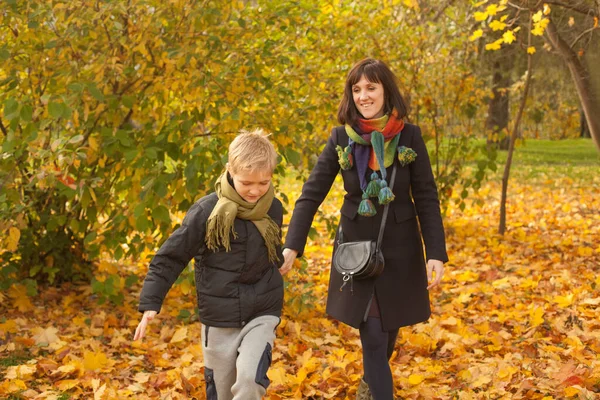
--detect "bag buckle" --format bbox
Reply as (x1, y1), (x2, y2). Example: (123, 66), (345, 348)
(339, 272), (354, 294)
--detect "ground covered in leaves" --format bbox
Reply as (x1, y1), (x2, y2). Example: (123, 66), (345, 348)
(1, 164), (600, 399)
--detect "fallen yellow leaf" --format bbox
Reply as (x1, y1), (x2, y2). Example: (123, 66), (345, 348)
(170, 326), (188, 343)
(408, 374), (425, 385)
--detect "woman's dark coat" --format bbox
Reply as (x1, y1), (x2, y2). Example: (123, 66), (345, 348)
(284, 124), (448, 332)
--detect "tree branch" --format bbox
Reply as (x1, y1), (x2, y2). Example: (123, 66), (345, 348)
(570, 25), (599, 48)
(544, 1), (598, 17)
(0, 118), (7, 136)
(433, 0), (456, 21)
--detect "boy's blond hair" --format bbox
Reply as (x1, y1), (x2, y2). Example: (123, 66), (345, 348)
(228, 128), (278, 174)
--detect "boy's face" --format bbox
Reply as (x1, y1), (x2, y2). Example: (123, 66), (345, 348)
(229, 168), (272, 203)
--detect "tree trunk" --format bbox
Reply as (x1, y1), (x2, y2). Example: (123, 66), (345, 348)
(499, 20), (534, 235)
(545, 19), (600, 151)
(486, 58), (510, 150)
(580, 108), (591, 138)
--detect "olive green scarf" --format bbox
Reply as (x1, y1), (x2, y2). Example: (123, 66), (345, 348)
(206, 172), (280, 263)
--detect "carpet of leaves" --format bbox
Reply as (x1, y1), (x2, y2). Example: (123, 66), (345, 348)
(1, 167), (599, 399)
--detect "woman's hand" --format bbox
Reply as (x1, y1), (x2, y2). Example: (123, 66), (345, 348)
(280, 248), (298, 275)
(133, 310), (157, 341)
(426, 259), (444, 290)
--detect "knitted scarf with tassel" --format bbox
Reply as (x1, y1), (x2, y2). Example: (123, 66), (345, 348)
(338, 111), (404, 216)
(206, 172), (280, 263)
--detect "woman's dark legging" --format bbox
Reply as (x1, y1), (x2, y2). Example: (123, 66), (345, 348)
(359, 317), (399, 400)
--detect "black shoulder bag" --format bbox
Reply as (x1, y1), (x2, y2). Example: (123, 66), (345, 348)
(333, 162), (398, 293)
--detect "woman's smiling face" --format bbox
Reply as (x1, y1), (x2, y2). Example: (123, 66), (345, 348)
(352, 75), (385, 120)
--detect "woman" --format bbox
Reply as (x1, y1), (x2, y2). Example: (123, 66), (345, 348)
(280, 58), (448, 399)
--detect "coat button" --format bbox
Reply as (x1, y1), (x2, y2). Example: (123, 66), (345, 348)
(206, 375), (212, 383)
(241, 321), (246, 326)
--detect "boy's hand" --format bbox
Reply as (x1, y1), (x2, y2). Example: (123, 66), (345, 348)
(133, 310), (157, 341)
(280, 248), (298, 274)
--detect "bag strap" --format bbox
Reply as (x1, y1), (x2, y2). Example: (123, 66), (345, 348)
(376, 161), (397, 251)
(338, 160), (398, 246)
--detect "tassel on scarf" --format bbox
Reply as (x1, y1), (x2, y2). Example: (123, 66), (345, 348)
(398, 146), (417, 166)
(378, 180), (395, 205)
(206, 211), (237, 252)
(365, 172), (381, 198)
(336, 145), (354, 170)
(358, 192), (377, 217)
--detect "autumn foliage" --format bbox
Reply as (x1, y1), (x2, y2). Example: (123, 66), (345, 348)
(2, 0), (600, 399)
(2, 167), (600, 399)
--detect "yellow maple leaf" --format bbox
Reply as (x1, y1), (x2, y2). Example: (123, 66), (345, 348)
(469, 29), (483, 41)
(97, 261), (118, 274)
(83, 350), (111, 371)
(554, 293), (574, 308)
(403, 0), (419, 9)
(55, 379), (81, 391)
(527, 46), (536, 54)
(170, 326), (188, 343)
(564, 386), (580, 397)
(0, 319), (18, 336)
(7, 227), (20, 252)
(503, 30), (516, 44)
(8, 285), (33, 312)
(529, 306), (544, 327)
(486, 4), (498, 16)
(268, 366), (288, 386)
(5, 365), (36, 380)
(532, 10), (543, 22)
(92, 378), (107, 400)
(474, 11), (488, 21)
(33, 326), (60, 346)
(408, 374), (425, 385)
(489, 20), (507, 31)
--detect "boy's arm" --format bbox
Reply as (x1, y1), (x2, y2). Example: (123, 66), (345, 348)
(138, 202), (206, 313)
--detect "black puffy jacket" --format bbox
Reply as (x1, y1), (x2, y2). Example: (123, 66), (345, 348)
(138, 192), (284, 328)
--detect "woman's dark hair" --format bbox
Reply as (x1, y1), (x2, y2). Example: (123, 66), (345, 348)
(337, 58), (409, 126)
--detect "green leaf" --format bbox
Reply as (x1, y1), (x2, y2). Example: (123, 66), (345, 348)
(69, 135), (84, 144)
(122, 96), (134, 108)
(125, 274), (138, 288)
(88, 84), (105, 101)
(285, 148), (302, 165)
(3, 98), (19, 120)
(48, 102), (65, 118)
(133, 203), (145, 218)
(84, 232), (97, 246)
(20, 105), (33, 122)
(135, 215), (150, 232)
(67, 82), (85, 93)
(152, 205), (170, 223)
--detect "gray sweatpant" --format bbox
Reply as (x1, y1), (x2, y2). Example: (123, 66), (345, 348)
(201, 315), (279, 400)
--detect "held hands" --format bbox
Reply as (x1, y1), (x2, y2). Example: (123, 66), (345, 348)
(133, 310), (157, 341)
(280, 248), (298, 275)
(426, 259), (444, 290)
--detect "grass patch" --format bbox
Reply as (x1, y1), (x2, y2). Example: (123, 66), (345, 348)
(503, 138), (600, 166)
(0, 351), (32, 368)
(466, 138), (600, 182)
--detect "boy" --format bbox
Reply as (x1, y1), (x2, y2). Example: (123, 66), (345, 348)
(133, 129), (284, 400)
